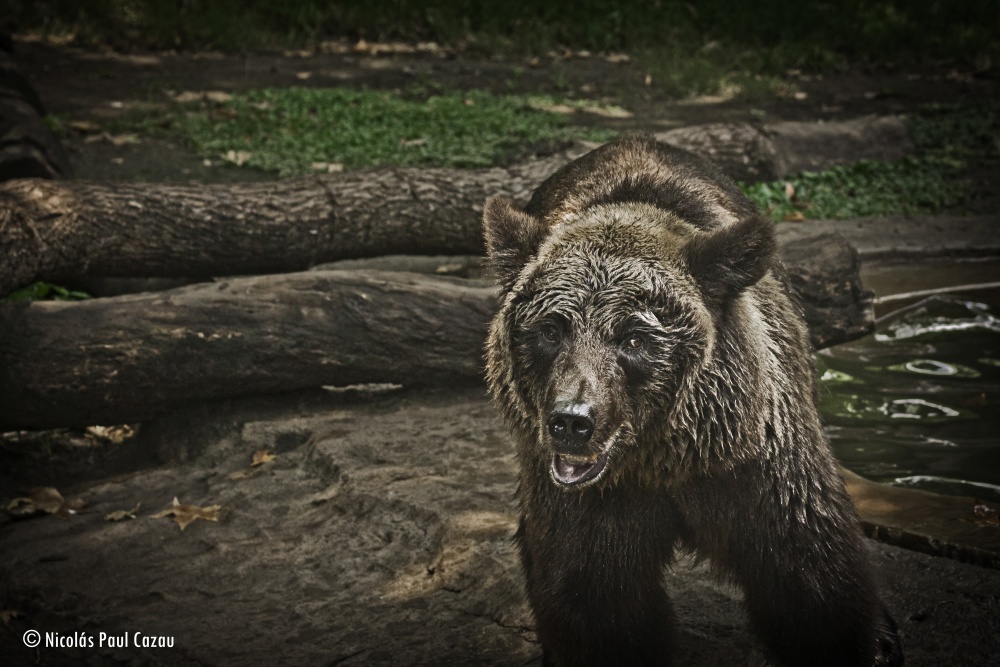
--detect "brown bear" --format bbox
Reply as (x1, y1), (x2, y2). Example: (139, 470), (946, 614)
(483, 134), (902, 667)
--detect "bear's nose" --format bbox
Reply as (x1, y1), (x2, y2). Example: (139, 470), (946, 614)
(547, 403), (595, 451)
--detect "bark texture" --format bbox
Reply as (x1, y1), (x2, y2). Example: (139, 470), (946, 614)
(778, 231), (873, 350)
(0, 116), (913, 297)
(657, 115), (913, 184)
(0, 231), (871, 430)
(0, 270), (495, 430)
(0, 152), (571, 296)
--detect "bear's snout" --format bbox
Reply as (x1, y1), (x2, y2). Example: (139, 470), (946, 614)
(547, 402), (595, 453)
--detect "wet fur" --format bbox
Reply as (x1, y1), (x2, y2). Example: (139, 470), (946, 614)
(484, 134), (903, 667)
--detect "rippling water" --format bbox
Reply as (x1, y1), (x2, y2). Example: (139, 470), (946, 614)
(817, 294), (1000, 502)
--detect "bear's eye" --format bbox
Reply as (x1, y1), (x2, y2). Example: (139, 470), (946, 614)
(621, 333), (645, 351)
(539, 324), (562, 345)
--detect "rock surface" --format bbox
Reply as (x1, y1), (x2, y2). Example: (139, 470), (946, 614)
(2, 387), (999, 666)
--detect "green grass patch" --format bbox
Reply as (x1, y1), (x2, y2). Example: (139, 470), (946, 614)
(745, 103), (997, 220)
(156, 88), (615, 177)
(745, 157), (967, 220)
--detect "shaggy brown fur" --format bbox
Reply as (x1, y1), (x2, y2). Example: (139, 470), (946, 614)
(484, 134), (902, 667)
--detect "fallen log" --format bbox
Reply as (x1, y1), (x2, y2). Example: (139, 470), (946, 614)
(656, 115), (912, 184)
(0, 116), (912, 297)
(0, 153), (567, 298)
(0, 270), (495, 430)
(0, 232), (871, 430)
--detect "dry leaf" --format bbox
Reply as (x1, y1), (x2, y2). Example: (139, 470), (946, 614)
(529, 102), (575, 115)
(971, 501), (999, 527)
(204, 91), (232, 104)
(295, 71), (313, 80)
(86, 424), (136, 444)
(251, 449), (277, 467)
(579, 105), (633, 119)
(172, 91), (202, 103)
(784, 182), (796, 199)
(310, 161), (343, 173)
(172, 90), (231, 104)
(400, 138), (428, 147)
(104, 503), (141, 522)
(6, 497), (35, 515)
(28, 487), (64, 513)
(108, 133), (140, 147)
(0, 610), (23, 626)
(7, 487), (86, 518)
(152, 497), (221, 531)
(783, 211), (807, 222)
(83, 132), (140, 147)
(69, 120), (101, 133)
(222, 150), (252, 166)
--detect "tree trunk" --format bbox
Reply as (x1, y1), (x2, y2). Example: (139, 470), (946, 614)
(0, 152), (575, 297)
(656, 115), (913, 184)
(0, 116), (914, 297)
(778, 232), (872, 350)
(0, 270), (495, 430)
(0, 231), (871, 431)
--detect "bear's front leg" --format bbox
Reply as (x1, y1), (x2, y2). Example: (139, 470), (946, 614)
(682, 468), (903, 667)
(515, 491), (681, 667)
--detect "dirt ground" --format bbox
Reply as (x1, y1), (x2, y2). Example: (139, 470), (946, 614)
(3, 387), (1000, 666)
(2, 39), (1000, 666)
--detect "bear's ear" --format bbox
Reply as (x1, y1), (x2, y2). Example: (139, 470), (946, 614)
(483, 195), (550, 290)
(685, 213), (776, 308)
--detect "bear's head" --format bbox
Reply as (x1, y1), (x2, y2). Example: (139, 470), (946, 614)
(484, 195), (776, 489)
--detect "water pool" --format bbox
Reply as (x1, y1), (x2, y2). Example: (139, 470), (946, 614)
(819, 277), (1000, 503)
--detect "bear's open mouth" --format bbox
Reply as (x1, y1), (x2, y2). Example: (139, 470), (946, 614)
(551, 450), (609, 486)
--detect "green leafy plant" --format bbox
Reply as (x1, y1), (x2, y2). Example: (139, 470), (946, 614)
(745, 103), (999, 220)
(909, 103), (1000, 166)
(745, 157), (968, 221)
(3, 282), (91, 302)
